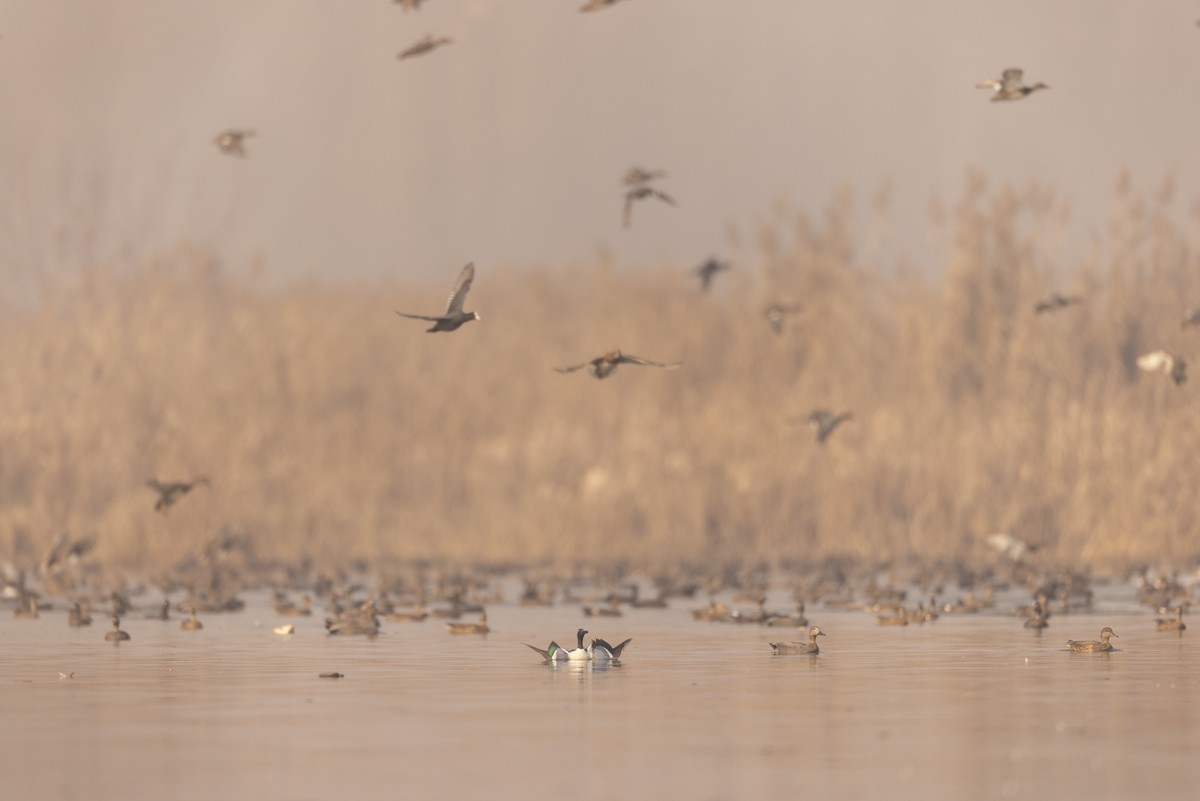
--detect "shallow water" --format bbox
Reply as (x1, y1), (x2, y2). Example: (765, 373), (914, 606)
(2, 590), (1197, 801)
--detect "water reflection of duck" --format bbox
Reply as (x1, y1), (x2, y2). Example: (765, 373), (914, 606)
(1067, 627), (1117, 652)
(770, 626), (825, 655)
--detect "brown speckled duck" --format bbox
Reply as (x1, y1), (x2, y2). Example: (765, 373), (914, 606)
(1067, 627), (1117, 652)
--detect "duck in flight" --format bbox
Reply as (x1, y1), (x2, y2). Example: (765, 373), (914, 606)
(805, 410), (853, 443)
(399, 34), (453, 60)
(213, 129), (255, 157)
(396, 262), (480, 332)
(976, 68), (1049, 101)
(146, 476), (209, 514)
(693, 257), (731, 292)
(554, 350), (681, 380)
(623, 185), (676, 229)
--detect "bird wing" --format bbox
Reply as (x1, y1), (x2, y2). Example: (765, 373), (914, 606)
(395, 311), (444, 322)
(650, 188), (677, 206)
(616, 354), (681, 369)
(520, 642), (549, 661)
(1000, 68), (1024, 91)
(443, 262), (475, 315)
(553, 361), (591, 374)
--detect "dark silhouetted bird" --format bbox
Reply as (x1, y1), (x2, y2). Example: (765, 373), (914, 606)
(805, 410), (853, 443)
(1033, 293), (1082, 314)
(395, 262), (480, 332)
(581, 0), (626, 12)
(554, 351), (681, 380)
(624, 186), (676, 228)
(693, 258), (731, 292)
(146, 477), (209, 514)
(399, 34), (453, 60)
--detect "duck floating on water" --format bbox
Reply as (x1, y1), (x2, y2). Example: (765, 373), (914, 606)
(1067, 627), (1118, 652)
(770, 626), (825, 655)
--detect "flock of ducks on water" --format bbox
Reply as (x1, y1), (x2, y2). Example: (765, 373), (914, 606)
(7, 535), (1192, 666)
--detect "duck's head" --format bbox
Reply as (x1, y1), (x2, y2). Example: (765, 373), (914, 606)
(1100, 627), (1118, 638)
(809, 626), (825, 638)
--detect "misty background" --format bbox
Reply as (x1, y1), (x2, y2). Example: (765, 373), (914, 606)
(2, 0), (1199, 289)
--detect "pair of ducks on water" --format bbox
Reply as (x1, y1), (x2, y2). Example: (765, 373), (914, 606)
(524, 628), (632, 662)
(104, 609), (204, 640)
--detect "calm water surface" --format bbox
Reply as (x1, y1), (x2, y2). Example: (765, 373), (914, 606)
(2, 589), (1197, 801)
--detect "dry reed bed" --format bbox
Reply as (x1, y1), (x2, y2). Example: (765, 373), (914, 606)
(1, 180), (1198, 576)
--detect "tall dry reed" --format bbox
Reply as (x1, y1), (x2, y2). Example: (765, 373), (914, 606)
(2, 177), (1198, 576)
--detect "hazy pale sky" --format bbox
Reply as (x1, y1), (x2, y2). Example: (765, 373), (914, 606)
(2, 1), (1199, 286)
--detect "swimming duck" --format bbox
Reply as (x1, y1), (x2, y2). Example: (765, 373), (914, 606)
(325, 600), (380, 637)
(623, 185), (676, 229)
(105, 617), (131, 642)
(807, 409), (853, 444)
(770, 625), (825, 655)
(1137, 350), (1186, 385)
(589, 635), (632, 662)
(386, 604), (429, 622)
(764, 602), (808, 628)
(142, 599), (169, 620)
(395, 262), (480, 332)
(1155, 606), (1186, 632)
(554, 350), (681, 379)
(445, 611), (489, 635)
(876, 607), (909, 626)
(68, 600), (92, 627)
(1067, 627), (1118, 652)
(976, 68), (1049, 101)
(274, 594), (312, 617)
(180, 608), (203, 631)
(582, 598), (623, 617)
(693, 257), (731, 292)
(213, 129), (255, 157)
(398, 34), (453, 60)
(1033, 293), (1082, 314)
(146, 476), (209, 514)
